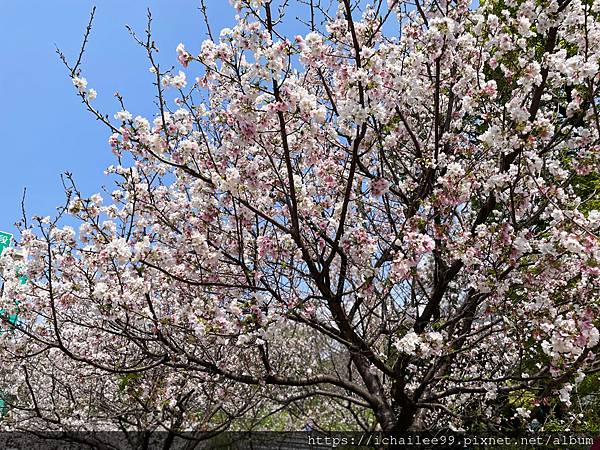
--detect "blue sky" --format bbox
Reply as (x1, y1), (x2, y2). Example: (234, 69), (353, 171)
(0, 1), (237, 236)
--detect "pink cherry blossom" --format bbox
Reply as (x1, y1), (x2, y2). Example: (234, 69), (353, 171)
(2, 0), (600, 437)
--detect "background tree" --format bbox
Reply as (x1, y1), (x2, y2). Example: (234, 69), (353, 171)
(1, 0), (599, 436)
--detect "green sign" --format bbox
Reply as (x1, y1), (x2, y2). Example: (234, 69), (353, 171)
(0, 392), (13, 418)
(0, 231), (12, 256)
(0, 231), (17, 420)
(0, 230), (19, 333)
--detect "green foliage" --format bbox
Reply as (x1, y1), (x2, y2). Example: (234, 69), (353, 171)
(574, 172), (600, 214)
(118, 372), (143, 393)
(572, 373), (600, 432)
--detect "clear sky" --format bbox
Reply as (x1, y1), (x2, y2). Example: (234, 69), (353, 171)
(0, 1), (237, 236)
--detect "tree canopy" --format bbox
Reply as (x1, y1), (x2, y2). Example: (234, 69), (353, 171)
(1, 0), (599, 440)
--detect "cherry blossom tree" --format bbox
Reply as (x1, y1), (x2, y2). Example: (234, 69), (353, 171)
(1, 0), (600, 435)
